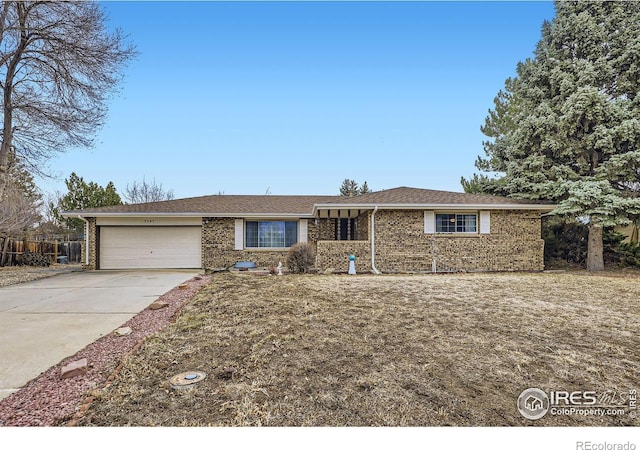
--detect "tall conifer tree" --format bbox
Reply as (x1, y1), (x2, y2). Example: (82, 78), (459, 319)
(478, 1), (640, 271)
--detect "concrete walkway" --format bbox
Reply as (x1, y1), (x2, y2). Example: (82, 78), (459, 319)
(0, 270), (199, 400)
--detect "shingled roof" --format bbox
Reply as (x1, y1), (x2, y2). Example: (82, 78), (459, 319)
(320, 187), (553, 207)
(65, 187), (554, 217)
(67, 195), (337, 217)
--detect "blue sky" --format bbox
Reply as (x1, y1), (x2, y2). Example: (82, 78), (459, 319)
(39, 1), (557, 199)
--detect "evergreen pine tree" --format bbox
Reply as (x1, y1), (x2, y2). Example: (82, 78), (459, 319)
(477, 1), (640, 271)
(55, 172), (123, 232)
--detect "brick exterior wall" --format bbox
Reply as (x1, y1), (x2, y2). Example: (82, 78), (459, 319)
(85, 209), (544, 273)
(316, 240), (371, 273)
(316, 218), (335, 240)
(81, 217), (98, 270)
(357, 213), (369, 240)
(372, 209), (544, 272)
(202, 218), (318, 270)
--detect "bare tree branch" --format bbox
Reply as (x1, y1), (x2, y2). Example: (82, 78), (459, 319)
(0, 1), (136, 196)
(124, 177), (175, 204)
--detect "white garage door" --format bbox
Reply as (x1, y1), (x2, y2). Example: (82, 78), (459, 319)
(99, 226), (202, 269)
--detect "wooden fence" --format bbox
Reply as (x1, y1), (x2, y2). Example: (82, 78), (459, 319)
(0, 236), (82, 266)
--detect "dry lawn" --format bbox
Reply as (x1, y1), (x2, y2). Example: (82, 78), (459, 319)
(78, 271), (639, 426)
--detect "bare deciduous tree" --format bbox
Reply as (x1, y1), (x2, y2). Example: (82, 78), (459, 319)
(0, 185), (39, 234)
(35, 191), (72, 237)
(124, 177), (175, 204)
(0, 1), (135, 198)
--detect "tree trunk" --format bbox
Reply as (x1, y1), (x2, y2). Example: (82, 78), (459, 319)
(587, 223), (605, 271)
(0, 235), (9, 267)
(0, 2), (10, 200)
(0, 140), (11, 200)
(0, 80), (13, 199)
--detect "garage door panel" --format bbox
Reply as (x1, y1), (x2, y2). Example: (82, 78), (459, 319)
(100, 227), (201, 269)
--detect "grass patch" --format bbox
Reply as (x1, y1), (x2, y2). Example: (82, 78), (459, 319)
(79, 271), (639, 426)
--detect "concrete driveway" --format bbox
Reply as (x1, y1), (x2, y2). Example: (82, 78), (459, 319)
(0, 270), (199, 400)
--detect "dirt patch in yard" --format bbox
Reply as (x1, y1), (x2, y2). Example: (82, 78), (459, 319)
(0, 264), (82, 287)
(77, 271), (639, 426)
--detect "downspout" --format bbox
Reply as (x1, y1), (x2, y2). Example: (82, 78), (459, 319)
(314, 217), (319, 270)
(77, 215), (89, 267)
(370, 206), (381, 274)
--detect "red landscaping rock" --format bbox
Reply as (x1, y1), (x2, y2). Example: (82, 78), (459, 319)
(149, 301), (169, 310)
(60, 359), (88, 380)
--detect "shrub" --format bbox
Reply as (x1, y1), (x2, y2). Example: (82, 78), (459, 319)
(19, 250), (51, 267)
(607, 239), (640, 268)
(542, 219), (588, 265)
(542, 216), (640, 268)
(286, 243), (315, 274)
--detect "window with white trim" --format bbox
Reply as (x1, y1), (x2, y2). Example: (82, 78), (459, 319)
(245, 221), (298, 248)
(435, 213), (477, 233)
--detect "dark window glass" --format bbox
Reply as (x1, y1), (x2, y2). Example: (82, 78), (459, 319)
(435, 214), (477, 233)
(245, 221), (298, 248)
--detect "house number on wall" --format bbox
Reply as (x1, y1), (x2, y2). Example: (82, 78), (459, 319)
(144, 219), (156, 224)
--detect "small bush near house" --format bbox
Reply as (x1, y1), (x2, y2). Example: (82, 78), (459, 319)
(286, 243), (315, 273)
(18, 250), (51, 267)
